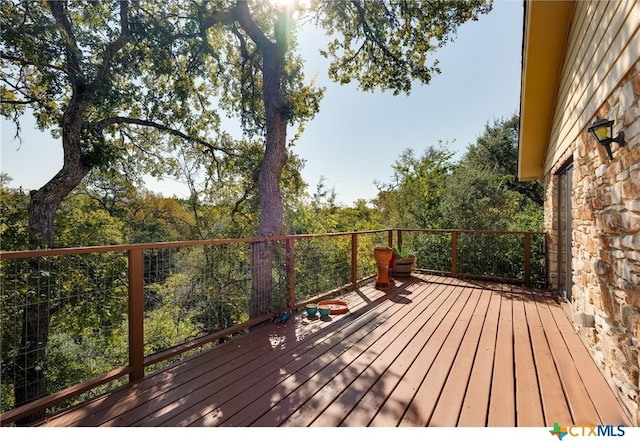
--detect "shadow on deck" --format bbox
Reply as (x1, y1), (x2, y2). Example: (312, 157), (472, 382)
(37, 274), (632, 427)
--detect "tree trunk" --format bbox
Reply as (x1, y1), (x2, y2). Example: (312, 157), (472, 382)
(238, 4), (290, 319)
(28, 101), (92, 248)
(13, 299), (54, 425)
(16, 100), (91, 425)
(13, 1), (130, 422)
(249, 48), (288, 318)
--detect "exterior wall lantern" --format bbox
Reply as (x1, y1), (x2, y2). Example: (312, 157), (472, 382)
(587, 118), (625, 160)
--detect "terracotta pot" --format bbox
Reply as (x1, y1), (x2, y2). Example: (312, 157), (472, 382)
(374, 246), (393, 289)
(374, 246), (393, 262)
(318, 300), (349, 315)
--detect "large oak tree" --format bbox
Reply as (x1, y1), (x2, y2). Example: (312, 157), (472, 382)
(1, 0), (233, 421)
(190, 0), (491, 316)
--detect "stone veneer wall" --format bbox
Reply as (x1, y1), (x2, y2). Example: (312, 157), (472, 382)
(544, 63), (640, 425)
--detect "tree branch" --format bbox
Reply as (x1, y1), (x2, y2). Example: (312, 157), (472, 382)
(92, 116), (238, 156)
(94, 1), (130, 83)
(350, 0), (402, 65)
(0, 53), (67, 74)
(0, 98), (37, 105)
(198, 5), (234, 30)
(47, 1), (83, 88)
(232, 1), (275, 51)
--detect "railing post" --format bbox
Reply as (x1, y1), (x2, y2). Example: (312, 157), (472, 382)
(396, 229), (402, 251)
(524, 232), (531, 286)
(388, 229), (394, 249)
(351, 233), (358, 289)
(544, 232), (550, 287)
(451, 231), (458, 278)
(287, 238), (296, 312)
(128, 249), (144, 382)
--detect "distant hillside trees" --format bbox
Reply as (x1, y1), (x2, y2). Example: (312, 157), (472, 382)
(439, 114), (543, 231)
(373, 145), (454, 229)
(374, 114), (543, 232)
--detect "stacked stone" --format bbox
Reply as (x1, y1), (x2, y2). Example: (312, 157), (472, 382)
(553, 63), (640, 425)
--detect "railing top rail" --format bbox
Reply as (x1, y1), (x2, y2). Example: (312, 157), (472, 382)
(0, 229), (393, 260)
(393, 228), (546, 235)
(0, 228), (546, 260)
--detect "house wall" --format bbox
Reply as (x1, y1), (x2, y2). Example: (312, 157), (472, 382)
(541, 1), (640, 425)
(544, 1), (639, 176)
(545, 62), (640, 425)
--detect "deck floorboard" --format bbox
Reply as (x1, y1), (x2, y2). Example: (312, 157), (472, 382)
(37, 274), (632, 427)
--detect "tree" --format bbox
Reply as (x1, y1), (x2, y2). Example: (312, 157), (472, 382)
(3, 0), (492, 312)
(0, 179), (130, 421)
(462, 114), (543, 207)
(0, 174), (30, 251)
(185, 0), (491, 317)
(374, 145), (454, 228)
(439, 162), (508, 230)
(0, 1), (233, 420)
(439, 115), (543, 231)
(0, 1), (234, 248)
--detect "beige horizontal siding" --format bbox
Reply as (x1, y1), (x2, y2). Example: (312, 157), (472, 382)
(545, 0), (640, 173)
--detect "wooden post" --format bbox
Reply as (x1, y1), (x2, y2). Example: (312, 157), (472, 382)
(287, 238), (296, 312)
(351, 233), (358, 289)
(451, 231), (458, 278)
(128, 249), (144, 382)
(524, 233), (531, 286)
(396, 229), (402, 251)
(544, 232), (550, 287)
(388, 229), (394, 249)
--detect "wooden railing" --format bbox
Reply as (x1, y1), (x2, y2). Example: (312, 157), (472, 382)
(396, 229), (547, 286)
(0, 228), (545, 425)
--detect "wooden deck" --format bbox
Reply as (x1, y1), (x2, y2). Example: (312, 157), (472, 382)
(37, 274), (632, 427)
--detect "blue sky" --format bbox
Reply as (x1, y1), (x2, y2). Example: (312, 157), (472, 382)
(1, 1), (524, 206)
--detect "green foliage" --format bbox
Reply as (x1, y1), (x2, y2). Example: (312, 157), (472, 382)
(294, 236), (352, 299)
(0, 0), (223, 156)
(392, 245), (416, 259)
(463, 114), (544, 207)
(375, 115), (543, 233)
(290, 176), (384, 235)
(374, 145), (454, 228)
(439, 163), (508, 230)
(145, 245), (252, 343)
(409, 232), (453, 273)
(440, 114), (543, 231)
(55, 195), (125, 246)
(0, 178), (30, 251)
(1, 248), (129, 414)
(46, 329), (128, 401)
(317, 0), (492, 95)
